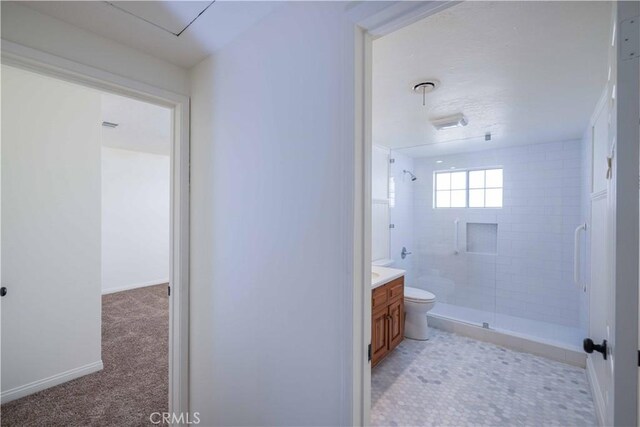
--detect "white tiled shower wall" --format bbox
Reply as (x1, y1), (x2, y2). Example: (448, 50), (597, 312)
(407, 139), (588, 328)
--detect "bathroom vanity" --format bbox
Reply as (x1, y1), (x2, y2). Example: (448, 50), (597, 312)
(371, 267), (405, 367)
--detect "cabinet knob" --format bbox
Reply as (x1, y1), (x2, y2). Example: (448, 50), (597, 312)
(0, 287), (7, 297)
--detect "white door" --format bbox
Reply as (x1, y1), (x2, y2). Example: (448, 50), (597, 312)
(589, 92), (613, 425)
(611, 2), (640, 425)
(588, 2), (640, 425)
(0, 65), (103, 402)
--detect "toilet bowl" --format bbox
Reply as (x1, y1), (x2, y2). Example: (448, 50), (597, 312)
(404, 287), (436, 340)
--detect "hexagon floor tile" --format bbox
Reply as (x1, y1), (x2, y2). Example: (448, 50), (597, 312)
(372, 328), (596, 426)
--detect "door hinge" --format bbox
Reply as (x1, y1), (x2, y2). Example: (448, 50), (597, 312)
(368, 344), (372, 362)
(621, 16), (639, 61)
(168, 286), (171, 296)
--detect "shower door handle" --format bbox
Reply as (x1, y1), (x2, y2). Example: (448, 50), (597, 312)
(454, 219), (459, 255)
(574, 223), (587, 290)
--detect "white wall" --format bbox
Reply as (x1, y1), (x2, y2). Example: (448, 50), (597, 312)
(372, 146), (390, 262)
(389, 151), (415, 283)
(101, 146), (170, 294)
(1, 65), (102, 401)
(189, 2), (355, 424)
(372, 145), (390, 200)
(411, 140), (588, 329)
(1, 2), (189, 96)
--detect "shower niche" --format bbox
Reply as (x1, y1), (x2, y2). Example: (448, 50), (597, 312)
(466, 223), (498, 254)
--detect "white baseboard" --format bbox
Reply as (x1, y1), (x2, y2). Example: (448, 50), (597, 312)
(1, 360), (103, 404)
(586, 357), (606, 426)
(102, 279), (169, 295)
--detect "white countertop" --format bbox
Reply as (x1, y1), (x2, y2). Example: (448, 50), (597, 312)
(371, 265), (405, 289)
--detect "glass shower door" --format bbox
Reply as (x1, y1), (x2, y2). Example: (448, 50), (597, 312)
(418, 213), (498, 328)
(397, 150), (498, 328)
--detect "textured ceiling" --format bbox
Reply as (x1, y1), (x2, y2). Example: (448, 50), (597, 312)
(373, 1), (611, 157)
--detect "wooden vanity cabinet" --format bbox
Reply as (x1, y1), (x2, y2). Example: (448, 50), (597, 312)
(371, 276), (404, 367)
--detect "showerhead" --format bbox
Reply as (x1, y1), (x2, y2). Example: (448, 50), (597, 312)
(403, 170), (417, 181)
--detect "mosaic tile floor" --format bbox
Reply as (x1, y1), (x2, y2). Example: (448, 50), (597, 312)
(372, 329), (596, 427)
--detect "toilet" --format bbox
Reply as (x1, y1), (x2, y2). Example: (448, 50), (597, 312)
(404, 287), (436, 340)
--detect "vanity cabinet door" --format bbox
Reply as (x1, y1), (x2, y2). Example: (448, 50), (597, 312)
(371, 275), (405, 367)
(371, 306), (389, 366)
(372, 285), (389, 311)
(388, 299), (404, 350)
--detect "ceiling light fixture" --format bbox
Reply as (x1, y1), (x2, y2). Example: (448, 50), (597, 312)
(436, 160), (443, 164)
(431, 113), (468, 130)
(412, 80), (439, 106)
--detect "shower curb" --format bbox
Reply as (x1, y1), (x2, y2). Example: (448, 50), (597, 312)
(427, 314), (586, 368)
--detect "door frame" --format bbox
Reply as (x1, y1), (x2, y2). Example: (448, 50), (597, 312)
(349, 2), (459, 424)
(350, 1), (640, 425)
(1, 40), (191, 418)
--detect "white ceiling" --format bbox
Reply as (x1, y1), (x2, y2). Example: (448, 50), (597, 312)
(19, 1), (282, 68)
(101, 93), (172, 156)
(373, 1), (611, 158)
(107, 1), (213, 35)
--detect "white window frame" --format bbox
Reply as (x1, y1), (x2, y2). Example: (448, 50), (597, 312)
(433, 167), (504, 209)
(433, 169), (468, 208)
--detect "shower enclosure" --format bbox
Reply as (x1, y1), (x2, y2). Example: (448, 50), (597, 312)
(388, 141), (589, 350)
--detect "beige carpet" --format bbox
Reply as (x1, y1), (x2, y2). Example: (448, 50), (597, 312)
(1, 284), (168, 427)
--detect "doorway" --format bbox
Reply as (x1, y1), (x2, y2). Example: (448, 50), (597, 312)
(0, 55), (189, 423)
(352, 1), (639, 425)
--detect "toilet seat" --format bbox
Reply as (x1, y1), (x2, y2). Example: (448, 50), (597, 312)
(405, 286), (436, 303)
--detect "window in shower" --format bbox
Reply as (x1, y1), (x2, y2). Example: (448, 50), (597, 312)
(469, 168), (503, 208)
(434, 168), (503, 208)
(434, 171), (467, 208)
